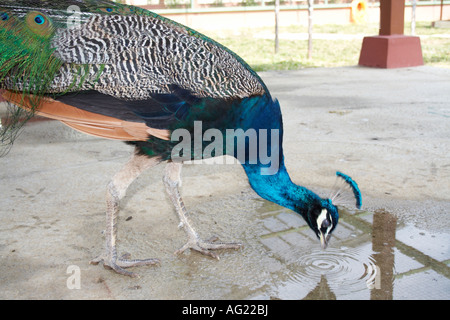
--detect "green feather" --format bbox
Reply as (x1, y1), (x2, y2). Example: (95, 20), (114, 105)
(0, 8), (64, 154)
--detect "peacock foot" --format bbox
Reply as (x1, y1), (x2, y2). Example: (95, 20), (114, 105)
(90, 253), (160, 278)
(175, 236), (242, 259)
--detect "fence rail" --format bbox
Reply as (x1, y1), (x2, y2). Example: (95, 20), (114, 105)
(119, 0), (450, 14)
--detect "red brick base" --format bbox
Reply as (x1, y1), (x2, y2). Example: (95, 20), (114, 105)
(359, 35), (424, 69)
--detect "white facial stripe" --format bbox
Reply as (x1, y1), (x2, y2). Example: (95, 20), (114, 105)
(317, 209), (328, 229)
(317, 208), (333, 236)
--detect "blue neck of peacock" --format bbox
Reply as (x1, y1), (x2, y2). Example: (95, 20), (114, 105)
(237, 94), (321, 217)
(242, 158), (320, 218)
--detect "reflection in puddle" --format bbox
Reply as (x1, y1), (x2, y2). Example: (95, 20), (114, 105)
(256, 202), (450, 300)
(287, 247), (379, 298)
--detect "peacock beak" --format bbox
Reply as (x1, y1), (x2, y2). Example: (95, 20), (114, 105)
(320, 233), (329, 249)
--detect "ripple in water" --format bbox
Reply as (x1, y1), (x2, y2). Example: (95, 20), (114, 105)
(282, 247), (379, 298)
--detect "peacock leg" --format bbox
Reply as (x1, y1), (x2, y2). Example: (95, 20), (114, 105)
(163, 161), (242, 259)
(90, 149), (161, 277)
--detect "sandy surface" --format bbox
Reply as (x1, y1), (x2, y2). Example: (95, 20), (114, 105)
(0, 66), (449, 299)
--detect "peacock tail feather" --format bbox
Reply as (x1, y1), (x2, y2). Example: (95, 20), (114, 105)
(0, 6), (63, 154)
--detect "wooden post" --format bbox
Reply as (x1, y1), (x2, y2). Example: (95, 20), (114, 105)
(379, 0), (405, 35)
(411, 0), (417, 36)
(307, 0), (313, 59)
(275, 0), (280, 54)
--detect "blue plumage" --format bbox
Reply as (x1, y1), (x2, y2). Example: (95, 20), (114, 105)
(335, 171), (363, 209)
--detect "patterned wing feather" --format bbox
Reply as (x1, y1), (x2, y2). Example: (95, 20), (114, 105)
(50, 12), (266, 100)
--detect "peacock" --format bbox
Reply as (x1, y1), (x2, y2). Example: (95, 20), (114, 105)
(0, 0), (362, 277)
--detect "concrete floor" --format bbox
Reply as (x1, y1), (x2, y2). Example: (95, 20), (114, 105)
(0, 66), (449, 299)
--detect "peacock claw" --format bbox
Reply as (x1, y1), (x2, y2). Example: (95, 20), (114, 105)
(175, 236), (242, 259)
(90, 254), (160, 278)
(164, 162), (242, 260)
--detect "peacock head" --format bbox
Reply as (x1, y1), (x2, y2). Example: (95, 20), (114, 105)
(305, 198), (339, 249)
(300, 171), (362, 249)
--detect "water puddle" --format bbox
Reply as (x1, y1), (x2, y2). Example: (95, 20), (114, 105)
(253, 202), (450, 300)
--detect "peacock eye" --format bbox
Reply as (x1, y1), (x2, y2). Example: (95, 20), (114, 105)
(100, 7), (114, 13)
(25, 11), (53, 37)
(321, 219), (331, 229)
(0, 9), (16, 29)
(34, 14), (45, 25)
(120, 7), (133, 15)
